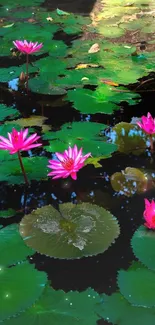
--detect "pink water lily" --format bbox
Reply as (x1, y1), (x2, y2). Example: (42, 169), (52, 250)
(0, 128), (41, 154)
(13, 40), (43, 92)
(13, 40), (43, 54)
(143, 198), (155, 229)
(48, 145), (91, 180)
(137, 112), (155, 135)
(0, 128), (42, 185)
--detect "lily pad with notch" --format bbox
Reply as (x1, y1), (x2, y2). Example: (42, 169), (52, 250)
(19, 203), (120, 259)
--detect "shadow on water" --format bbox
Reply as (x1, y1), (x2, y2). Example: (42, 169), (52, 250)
(44, 0), (97, 15)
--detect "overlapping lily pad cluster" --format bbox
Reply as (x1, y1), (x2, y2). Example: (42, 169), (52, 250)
(1, 0), (155, 324)
(97, 223), (155, 325)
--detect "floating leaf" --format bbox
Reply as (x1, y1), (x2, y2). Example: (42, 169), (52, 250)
(0, 157), (48, 184)
(19, 203), (120, 259)
(85, 156), (103, 168)
(0, 262), (47, 322)
(110, 167), (148, 196)
(0, 208), (16, 219)
(56, 8), (70, 16)
(118, 266), (155, 307)
(97, 292), (155, 325)
(43, 121), (117, 157)
(3, 23), (14, 28)
(8, 116), (47, 128)
(0, 224), (35, 266)
(75, 63), (99, 70)
(0, 104), (19, 122)
(88, 43), (100, 54)
(29, 78), (67, 95)
(131, 225), (155, 271)
(66, 86), (140, 115)
(2, 286), (100, 325)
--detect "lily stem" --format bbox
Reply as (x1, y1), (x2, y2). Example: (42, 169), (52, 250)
(26, 54), (29, 92)
(150, 135), (154, 153)
(18, 151), (29, 186)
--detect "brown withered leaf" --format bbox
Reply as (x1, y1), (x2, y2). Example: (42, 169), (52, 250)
(100, 78), (119, 87)
(75, 63), (99, 70)
(88, 43), (100, 53)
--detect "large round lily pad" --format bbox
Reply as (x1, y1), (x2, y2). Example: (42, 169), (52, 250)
(0, 262), (47, 321)
(131, 225), (155, 271)
(0, 224), (35, 266)
(19, 203), (120, 259)
(118, 266), (155, 307)
(97, 292), (155, 325)
(2, 286), (100, 325)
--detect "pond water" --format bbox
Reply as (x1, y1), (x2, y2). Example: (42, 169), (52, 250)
(1, 0), (155, 324)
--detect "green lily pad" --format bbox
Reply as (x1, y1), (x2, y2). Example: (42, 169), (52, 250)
(0, 224), (35, 266)
(0, 208), (16, 218)
(110, 167), (148, 196)
(0, 104), (19, 121)
(0, 262), (47, 322)
(66, 87), (118, 114)
(0, 0), (44, 7)
(4, 22), (59, 43)
(0, 156), (48, 184)
(98, 25), (125, 38)
(2, 286), (100, 325)
(111, 122), (147, 155)
(19, 203), (120, 259)
(118, 266), (155, 307)
(131, 225), (155, 271)
(97, 292), (155, 325)
(44, 121), (117, 157)
(28, 78), (67, 95)
(56, 8), (70, 16)
(66, 85), (140, 115)
(0, 65), (37, 83)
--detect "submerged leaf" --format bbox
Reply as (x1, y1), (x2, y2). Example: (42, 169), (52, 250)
(111, 122), (147, 155)
(110, 167), (148, 196)
(19, 203), (120, 259)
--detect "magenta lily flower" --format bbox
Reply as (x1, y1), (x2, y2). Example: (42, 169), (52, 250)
(137, 112), (155, 135)
(13, 40), (43, 92)
(48, 145), (91, 180)
(13, 40), (43, 54)
(0, 128), (41, 154)
(137, 112), (155, 152)
(143, 198), (155, 229)
(0, 128), (42, 185)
